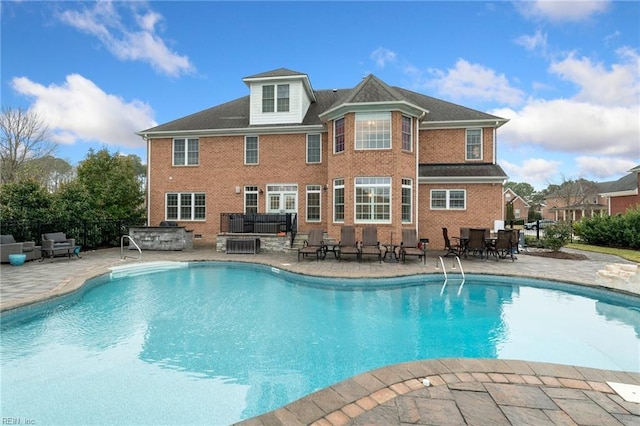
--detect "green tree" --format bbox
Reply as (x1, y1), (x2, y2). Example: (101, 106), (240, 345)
(21, 155), (74, 192)
(0, 179), (53, 222)
(504, 181), (535, 199)
(76, 148), (145, 220)
(51, 180), (93, 221)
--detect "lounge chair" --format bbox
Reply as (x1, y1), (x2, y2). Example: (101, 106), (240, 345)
(297, 228), (326, 261)
(399, 229), (426, 264)
(337, 226), (360, 261)
(360, 226), (381, 263)
(442, 227), (462, 257)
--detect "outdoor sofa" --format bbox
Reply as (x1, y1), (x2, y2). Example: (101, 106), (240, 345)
(0, 234), (41, 263)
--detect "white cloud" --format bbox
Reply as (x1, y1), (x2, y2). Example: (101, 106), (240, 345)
(515, 30), (548, 52)
(427, 59), (525, 106)
(493, 100), (639, 157)
(371, 47), (397, 68)
(11, 74), (157, 148)
(502, 158), (561, 187)
(575, 156), (638, 179)
(549, 48), (640, 107)
(516, 0), (610, 22)
(58, 1), (194, 77)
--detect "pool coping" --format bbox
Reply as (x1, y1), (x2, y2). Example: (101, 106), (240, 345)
(2, 247), (639, 425)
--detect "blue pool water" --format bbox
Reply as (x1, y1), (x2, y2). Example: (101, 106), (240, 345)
(1, 262), (639, 425)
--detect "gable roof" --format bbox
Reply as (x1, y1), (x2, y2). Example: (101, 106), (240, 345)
(140, 69), (507, 135)
(599, 165), (640, 196)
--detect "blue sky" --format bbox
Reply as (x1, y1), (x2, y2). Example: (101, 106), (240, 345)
(2, 0), (639, 190)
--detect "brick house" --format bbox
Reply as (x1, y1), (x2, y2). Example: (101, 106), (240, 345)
(503, 188), (530, 222)
(599, 165), (640, 215)
(139, 68), (508, 250)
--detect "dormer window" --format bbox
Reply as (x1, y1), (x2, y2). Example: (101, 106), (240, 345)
(262, 84), (290, 113)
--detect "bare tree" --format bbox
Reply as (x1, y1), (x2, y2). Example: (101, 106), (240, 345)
(0, 106), (56, 184)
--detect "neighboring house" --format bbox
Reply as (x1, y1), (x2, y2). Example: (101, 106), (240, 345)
(598, 165), (640, 215)
(543, 194), (608, 221)
(503, 188), (530, 222)
(139, 68), (509, 249)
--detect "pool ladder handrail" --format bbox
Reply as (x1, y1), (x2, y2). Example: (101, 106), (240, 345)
(436, 256), (465, 296)
(121, 235), (142, 260)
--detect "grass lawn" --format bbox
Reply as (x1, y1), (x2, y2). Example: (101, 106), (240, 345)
(567, 242), (640, 263)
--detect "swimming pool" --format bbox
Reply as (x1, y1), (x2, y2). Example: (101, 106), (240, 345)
(1, 261), (639, 425)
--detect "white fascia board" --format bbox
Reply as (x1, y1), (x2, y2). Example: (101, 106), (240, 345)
(422, 119), (509, 129)
(138, 124), (325, 139)
(319, 101), (428, 122)
(419, 176), (506, 185)
(599, 189), (638, 197)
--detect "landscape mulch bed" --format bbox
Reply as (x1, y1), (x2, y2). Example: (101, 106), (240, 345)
(525, 249), (588, 260)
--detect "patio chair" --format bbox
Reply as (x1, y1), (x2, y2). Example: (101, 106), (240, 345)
(297, 228), (326, 261)
(337, 226), (360, 261)
(466, 228), (488, 260)
(399, 229), (426, 264)
(489, 230), (514, 262)
(442, 227), (462, 257)
(360, 226), (381, 263)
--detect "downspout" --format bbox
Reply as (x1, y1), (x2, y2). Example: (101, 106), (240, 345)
(416, 111), (427, 235)
(493, 122), (498, 165)
(145, 134), (151, 227)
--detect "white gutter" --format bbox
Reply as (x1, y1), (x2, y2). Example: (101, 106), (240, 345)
(136, 124), (325, 139)
(415, 111), (426, 234)
(145, 134), (151, 226)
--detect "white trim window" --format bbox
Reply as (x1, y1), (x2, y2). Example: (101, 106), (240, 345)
(333, 178), (344, 222)
(401, 178), (412, 223)
(355, 112), (391, 150)
(401, 115), (412, 151)
(306, 134), (321, 163)
(245, 136), (259, 164)
(355, 177), (391, 223)
(262, 84), (290, 113)
(244, 186), (258, 215)
(166, 192), (206, 220)
(277, 84), (290, 112)
(334, 117), (345, 153)
(262, 85), (275, 112)
(306, 185), (321, 222)
(466, 129), (482, 160)
(430, 189), (466, 210)
(173, 138), (199, 166)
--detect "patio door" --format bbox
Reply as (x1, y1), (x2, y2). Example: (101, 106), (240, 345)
(266, 184), (298, 214)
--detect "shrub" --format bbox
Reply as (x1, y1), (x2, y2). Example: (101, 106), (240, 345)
(543, 222), (572, 251)
(573, 206), (640, 249)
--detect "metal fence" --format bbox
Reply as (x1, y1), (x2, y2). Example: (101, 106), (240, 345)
(1, 218), (146, 250)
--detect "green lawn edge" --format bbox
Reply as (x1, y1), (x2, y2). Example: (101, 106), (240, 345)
(567, 242), (640, 263)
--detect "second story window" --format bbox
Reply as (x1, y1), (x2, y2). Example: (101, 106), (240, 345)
(334, 117), (345, 153)
(262, 84), (289, 113)
(245, 136), (259, 164)
(306, 134), (321, 163)
(402, 116), (412, 151)
(466, 129), (482, 160)
(356, 112), (391, 149)
(173, 138), (199, 166)
(277, 84), (289, 112)
(262, 85), (274, 112)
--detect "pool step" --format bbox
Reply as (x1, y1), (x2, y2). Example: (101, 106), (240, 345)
(109, 261), (188, 279)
